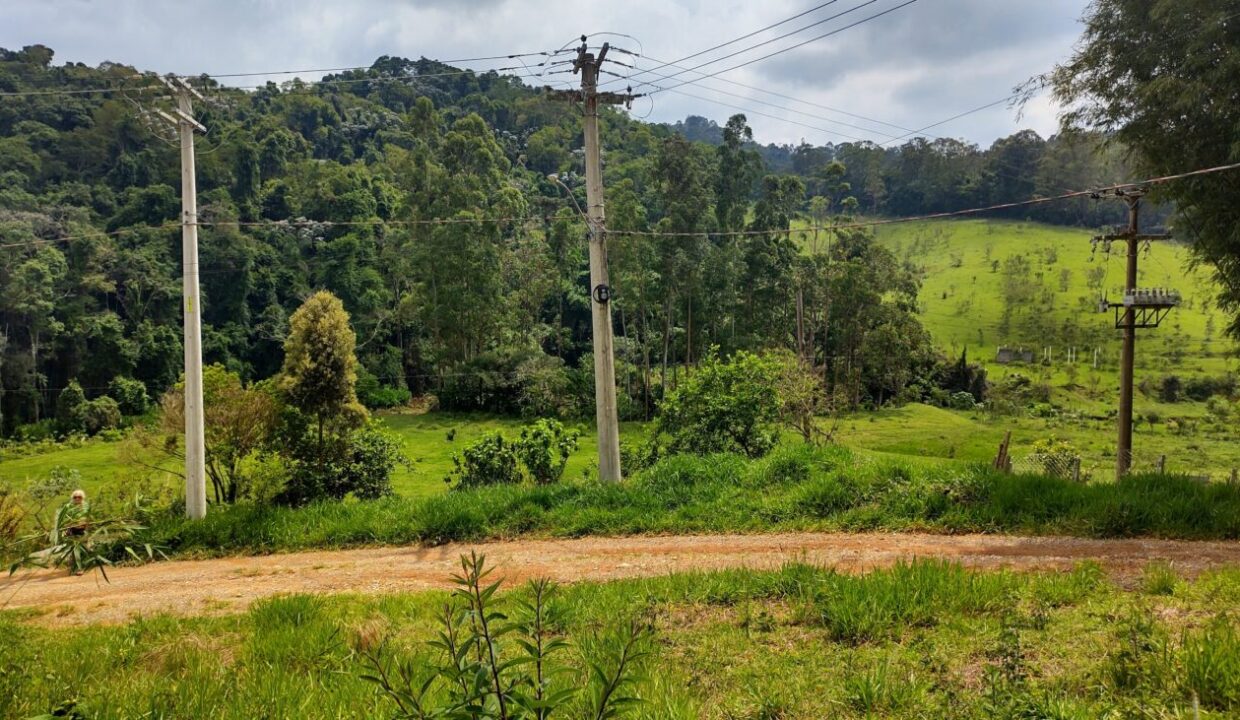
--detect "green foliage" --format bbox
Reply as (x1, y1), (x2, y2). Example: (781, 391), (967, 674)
(280, 291), (366, 437)
(132, 444), (1240, 560)
(1046, 0), (1240, 338)
(1140, 561), (1178, 596)
(446, 431), (522, 489)
(1182, 617), (1240, 710)
(8, 560), (1240, 719)
(54, 380), (86, 432)
(74, 396), (122, 436)
(655, 351), (783, 458)
(359, 552), (652, 719)
(515, 419), (580, 485)
(154, 364), (279, 504)
(106, 376), (149, 416)
(8, 495), (161, 580)
(356, 368), (412, 409)
(278, 421), (404, 505)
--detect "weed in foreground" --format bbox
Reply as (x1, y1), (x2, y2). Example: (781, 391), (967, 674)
(359, 552), (654, 719)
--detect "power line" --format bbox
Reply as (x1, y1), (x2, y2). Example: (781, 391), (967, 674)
(606, 161), (1240, 237)
(0, 64), (558, 98)
(196, 50), (571, 79)
(618, 57), (898, 141)
(608, 0), (847, 86)
(646, 0), (921, 97)
(625, 0), (880, 91)
(0, 215), (572, 251)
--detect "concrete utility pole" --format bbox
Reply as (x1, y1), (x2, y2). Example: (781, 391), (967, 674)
(1093, 188), (1174, 480)
(547, 39), (640, 482)
(156, 76), (208, 518)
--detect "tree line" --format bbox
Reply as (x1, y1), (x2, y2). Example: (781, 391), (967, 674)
(0, 44), (1166, 435)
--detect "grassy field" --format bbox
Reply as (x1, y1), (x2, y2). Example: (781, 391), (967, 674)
(835, 403), (1240, 479)
(0, 413), (621, 504)
(875, 219), (1235, 380)
(4, 560), (1239, 718)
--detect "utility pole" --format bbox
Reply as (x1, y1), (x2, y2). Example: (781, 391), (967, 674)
(547, 39), (640, 482)
(1092, 188), (1175, 479)
(155, 76), (208, 518)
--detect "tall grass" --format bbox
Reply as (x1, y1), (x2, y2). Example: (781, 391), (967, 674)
(133, 443), (1240, 559)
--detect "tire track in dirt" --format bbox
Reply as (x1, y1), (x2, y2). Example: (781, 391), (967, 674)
(4, 531), (1239, 625)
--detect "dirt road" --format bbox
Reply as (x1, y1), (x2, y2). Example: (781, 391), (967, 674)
(4, 532), (1240, 625)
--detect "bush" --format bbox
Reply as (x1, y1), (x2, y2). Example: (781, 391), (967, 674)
(107, 376), (149, 416)
(620, 439), (661, 475)
(279, 422), (404, 504)
(73, 396), (122, 436)
(948, 391), (977, 410)
(55, 380), (87, 433)
(446, 431), (522, 489)
(514, 419), (580, 484)
(655, 350), (782, 458)
(356, 368), (412, 409)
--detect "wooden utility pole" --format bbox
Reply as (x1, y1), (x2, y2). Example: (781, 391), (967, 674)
(547, 39), (640, 482)
(155, 76), (208, 518)
(1093, 188), (1174, 480)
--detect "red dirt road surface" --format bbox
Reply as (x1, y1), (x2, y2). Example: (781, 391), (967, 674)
(4, 532), (1240, 625)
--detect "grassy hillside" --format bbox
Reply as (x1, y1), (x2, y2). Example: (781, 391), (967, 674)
(874, 219), (1237, 389)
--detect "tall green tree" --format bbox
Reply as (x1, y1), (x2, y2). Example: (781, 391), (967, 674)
(280, 290), (365, 444)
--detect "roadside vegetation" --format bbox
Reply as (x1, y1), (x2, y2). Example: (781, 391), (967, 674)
(4, 559), (1239, 718)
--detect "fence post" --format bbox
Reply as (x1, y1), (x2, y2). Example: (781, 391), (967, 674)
(1072, 456), (1081, 483)
(993, 431), (1012, 473)
(1157, 455), (1166, 474)
(1230, 468), (1238, 487)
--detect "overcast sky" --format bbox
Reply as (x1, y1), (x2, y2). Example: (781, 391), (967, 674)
(1, 0), (1087, 148)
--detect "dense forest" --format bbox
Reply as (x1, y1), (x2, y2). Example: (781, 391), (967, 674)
(0, 44), (1155, 435)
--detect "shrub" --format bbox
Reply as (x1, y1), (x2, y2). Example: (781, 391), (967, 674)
(55, 380), (87, 433)
(655, 350), (782, 458)
(948, 391), (977, 411)
(279, 422), (404, 504)
(620, 439), (660, 475)
(356, 368), (412, 409)
(446, 431), (522, 489)
(107, 376), (149, 416)
(73, 396), (122, 436)
(157, 365), (279, 504)
(514, 419), (580, 484)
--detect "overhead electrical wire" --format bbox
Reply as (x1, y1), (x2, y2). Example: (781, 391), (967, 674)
(8, 163), (1240, 253)
(604, 161), (1240, 237)
(610, 0), (846, 85)
(615, 0), (877, 90)
(644, 0), (921, 97)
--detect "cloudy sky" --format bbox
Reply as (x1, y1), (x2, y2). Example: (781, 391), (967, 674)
(1, 0), (1087, 148)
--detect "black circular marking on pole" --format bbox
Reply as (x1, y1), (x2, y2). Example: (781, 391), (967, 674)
(593, 284), (611, 303)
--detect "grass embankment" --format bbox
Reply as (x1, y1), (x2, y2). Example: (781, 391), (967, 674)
(137, 443), (1240, 559)
(4, 560), (1239, 718)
